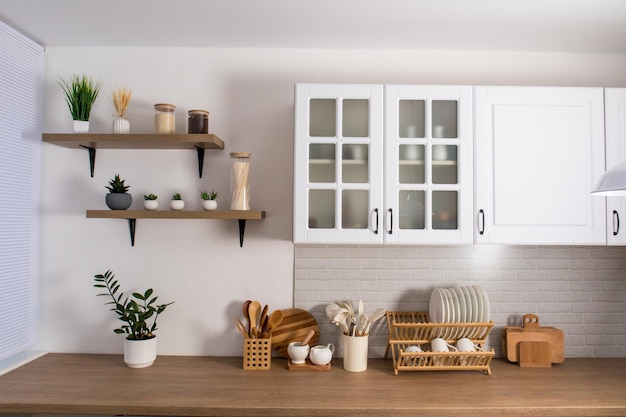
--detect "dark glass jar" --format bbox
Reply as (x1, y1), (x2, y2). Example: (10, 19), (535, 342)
(188, 109), (209, 134)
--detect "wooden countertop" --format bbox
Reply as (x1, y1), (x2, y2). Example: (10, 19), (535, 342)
(0, 354), (625, 417)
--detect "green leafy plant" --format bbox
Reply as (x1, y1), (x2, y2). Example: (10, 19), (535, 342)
(171, 193), (182, 200)
(93, 270), (173, 340)
(200, 190), (218, 200)
(58, 73), (102, 121)
(143, 193), (158, 200)
(105, 174), (130, 193)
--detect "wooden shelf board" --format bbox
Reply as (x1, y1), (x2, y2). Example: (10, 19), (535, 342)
(86, 210), (265, 220)
(42, 133), (225, 150)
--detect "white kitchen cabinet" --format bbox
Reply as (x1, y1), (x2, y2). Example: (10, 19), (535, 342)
(604, 88), (626, 245)
(293, 83), (473, 244)
(474, 86), (606, 245)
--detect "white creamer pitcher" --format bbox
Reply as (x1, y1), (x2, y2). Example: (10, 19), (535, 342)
(309, 343), (335, 366)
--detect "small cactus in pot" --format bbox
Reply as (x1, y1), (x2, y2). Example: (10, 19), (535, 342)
(105, 174), (132, 210)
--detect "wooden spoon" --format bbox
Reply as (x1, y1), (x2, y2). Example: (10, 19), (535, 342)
(265, 309), (284, 333)
(259, 304), (269, 333)
(247, 301), (262, 337)
(242, 300), (252, 336)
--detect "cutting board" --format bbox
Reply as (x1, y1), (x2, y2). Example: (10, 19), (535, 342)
(271, 308), (319, 358)
(502, 314), (564, 366)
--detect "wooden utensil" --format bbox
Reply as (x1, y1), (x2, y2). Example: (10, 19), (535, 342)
(247, 301), (262, 337)
(242, 300), (252, 336)
(271, 308), (319, 358)
(259, 304), (269, 333)
(300, 329), (315, 345)
(266, 309), (283, 332)
(233, 317), (248, 338)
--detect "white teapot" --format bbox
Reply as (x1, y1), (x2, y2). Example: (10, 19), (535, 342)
(309, 343), (335, 366)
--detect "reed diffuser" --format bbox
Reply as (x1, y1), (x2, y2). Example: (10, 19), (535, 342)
(112, 87), (132, 134)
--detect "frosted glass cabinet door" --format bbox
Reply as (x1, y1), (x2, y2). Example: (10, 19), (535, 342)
(604, 88), (626, 245)
(293, 84), (384, 243)
(474, 86), (606, 244)
(384, 85), (473, 244)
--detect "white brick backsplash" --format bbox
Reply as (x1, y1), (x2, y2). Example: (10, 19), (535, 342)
(295, 244), (626, 359)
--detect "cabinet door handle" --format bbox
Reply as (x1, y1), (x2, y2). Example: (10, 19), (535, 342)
(613, 210), (620, 236)
(387, 208), (393, 235)
(478, 209), (485, 235)
(372, 208), (379, 234)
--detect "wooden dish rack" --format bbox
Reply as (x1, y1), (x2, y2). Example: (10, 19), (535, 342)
(386, 311), (495, 375)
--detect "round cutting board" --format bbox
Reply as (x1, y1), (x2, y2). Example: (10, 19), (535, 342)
(271, 308), (319, 358)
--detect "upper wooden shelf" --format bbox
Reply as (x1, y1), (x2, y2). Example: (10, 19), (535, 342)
(42, 133), (225, 150)
(42, 133), (225, 177)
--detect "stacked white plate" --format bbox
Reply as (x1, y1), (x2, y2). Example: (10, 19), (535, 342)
(429, 285), (490, 324)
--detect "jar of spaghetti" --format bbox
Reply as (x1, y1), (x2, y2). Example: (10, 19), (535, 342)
(188, 109), (209, 134)
(154, 103), (176, 134)
(230, 152), (251, 210)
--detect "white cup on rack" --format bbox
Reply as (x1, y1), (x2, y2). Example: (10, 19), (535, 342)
(456, 338), (484, 352)
(431, 337), (457, 352)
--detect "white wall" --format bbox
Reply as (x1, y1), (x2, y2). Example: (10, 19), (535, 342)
(40, 47), (626, 356)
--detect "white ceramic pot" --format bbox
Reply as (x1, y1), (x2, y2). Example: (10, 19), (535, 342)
(124, 336), (157, 368)
(113, 117), (131, 134)
(143, 200), (158, 211)
(342, 334), (368, 372)
(202, 200), (217, 211)
(170, 200), (185, 211)
(73, 120), (89, 133)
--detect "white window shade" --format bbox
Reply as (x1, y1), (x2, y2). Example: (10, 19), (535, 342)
(0, 20), (44, 363)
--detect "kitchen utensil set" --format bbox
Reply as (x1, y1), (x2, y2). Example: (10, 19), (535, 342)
(237, 299), (283, 339)
(325, 300), (386, 337)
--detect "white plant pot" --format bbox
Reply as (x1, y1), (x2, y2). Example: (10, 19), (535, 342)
(73, 120), (89, 133)
(202, 200), (217, 211)
(144, 200), (158, 211)
(170, 200), (185, 211)
(124, 337), (157, 368)
(113, 117), (131, 134)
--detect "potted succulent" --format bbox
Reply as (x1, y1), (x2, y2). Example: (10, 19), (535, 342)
(143, 193), (158, 211)
(105, 174), (132, 210)
(93, 270), (173, 368)
(58, 73), (102, 133)
(170, 193), (185, 211)
(200, 189), (218, 211)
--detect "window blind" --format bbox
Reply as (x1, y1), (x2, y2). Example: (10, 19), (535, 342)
(0, 20), (44, 363)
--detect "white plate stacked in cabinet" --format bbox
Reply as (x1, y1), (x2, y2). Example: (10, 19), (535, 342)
(386, 285), (495, 375)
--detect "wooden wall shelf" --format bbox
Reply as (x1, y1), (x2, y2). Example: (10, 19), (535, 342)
(42, 133), (225, 177)
(86, 210), (266, 247)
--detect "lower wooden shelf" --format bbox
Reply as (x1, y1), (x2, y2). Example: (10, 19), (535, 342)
(86, 210), (265, 247)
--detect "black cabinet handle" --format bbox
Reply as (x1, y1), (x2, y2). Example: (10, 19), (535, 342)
(387, 208), (393, 235)
(613, 210), (620, 236)
(372, 208), (379, 234)
(478, 209), (485, 235)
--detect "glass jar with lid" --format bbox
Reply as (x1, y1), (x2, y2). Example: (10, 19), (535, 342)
(188, 109), (209, 134)
(230, 152), (251, 210)
(154, 103), (176, 134)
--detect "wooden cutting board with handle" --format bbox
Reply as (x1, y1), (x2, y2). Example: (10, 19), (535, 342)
(271, 308), (319, 358)
(502, 314), (564, 366)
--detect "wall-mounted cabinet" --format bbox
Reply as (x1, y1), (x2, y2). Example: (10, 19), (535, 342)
(474, 86), (606, 245)
(42, 133), (225, 177)
(604, 88), (626, 245)
(293, 83), (473, 244)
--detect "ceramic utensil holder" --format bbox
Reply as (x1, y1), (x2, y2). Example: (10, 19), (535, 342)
(243, 337), (271, 370)
(342, 334), (368, 372)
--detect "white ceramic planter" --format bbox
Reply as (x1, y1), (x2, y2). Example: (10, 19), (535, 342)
(124, 336), (157, 368)
(73, 120), (89, 133)
(202, 200), (217, 211)
(113, 117), (131, 134)
(144, 200), (158, 211)
(342, 334), (368, 372)
(170, 200), (185, 211)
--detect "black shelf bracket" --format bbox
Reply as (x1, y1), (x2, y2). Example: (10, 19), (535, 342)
(128, 219), (136, 246)
(238, 219), (246, 247)
(80, 145), (96, 177)
(195, 146), (205, 178)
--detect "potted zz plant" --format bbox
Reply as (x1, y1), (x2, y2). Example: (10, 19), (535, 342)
(93, 270), (174, 368)
(105, 174), (132, 210)
(58, 73), (102, 133)
(200, 189), (218, 211)
(143, 193), (158, 211)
